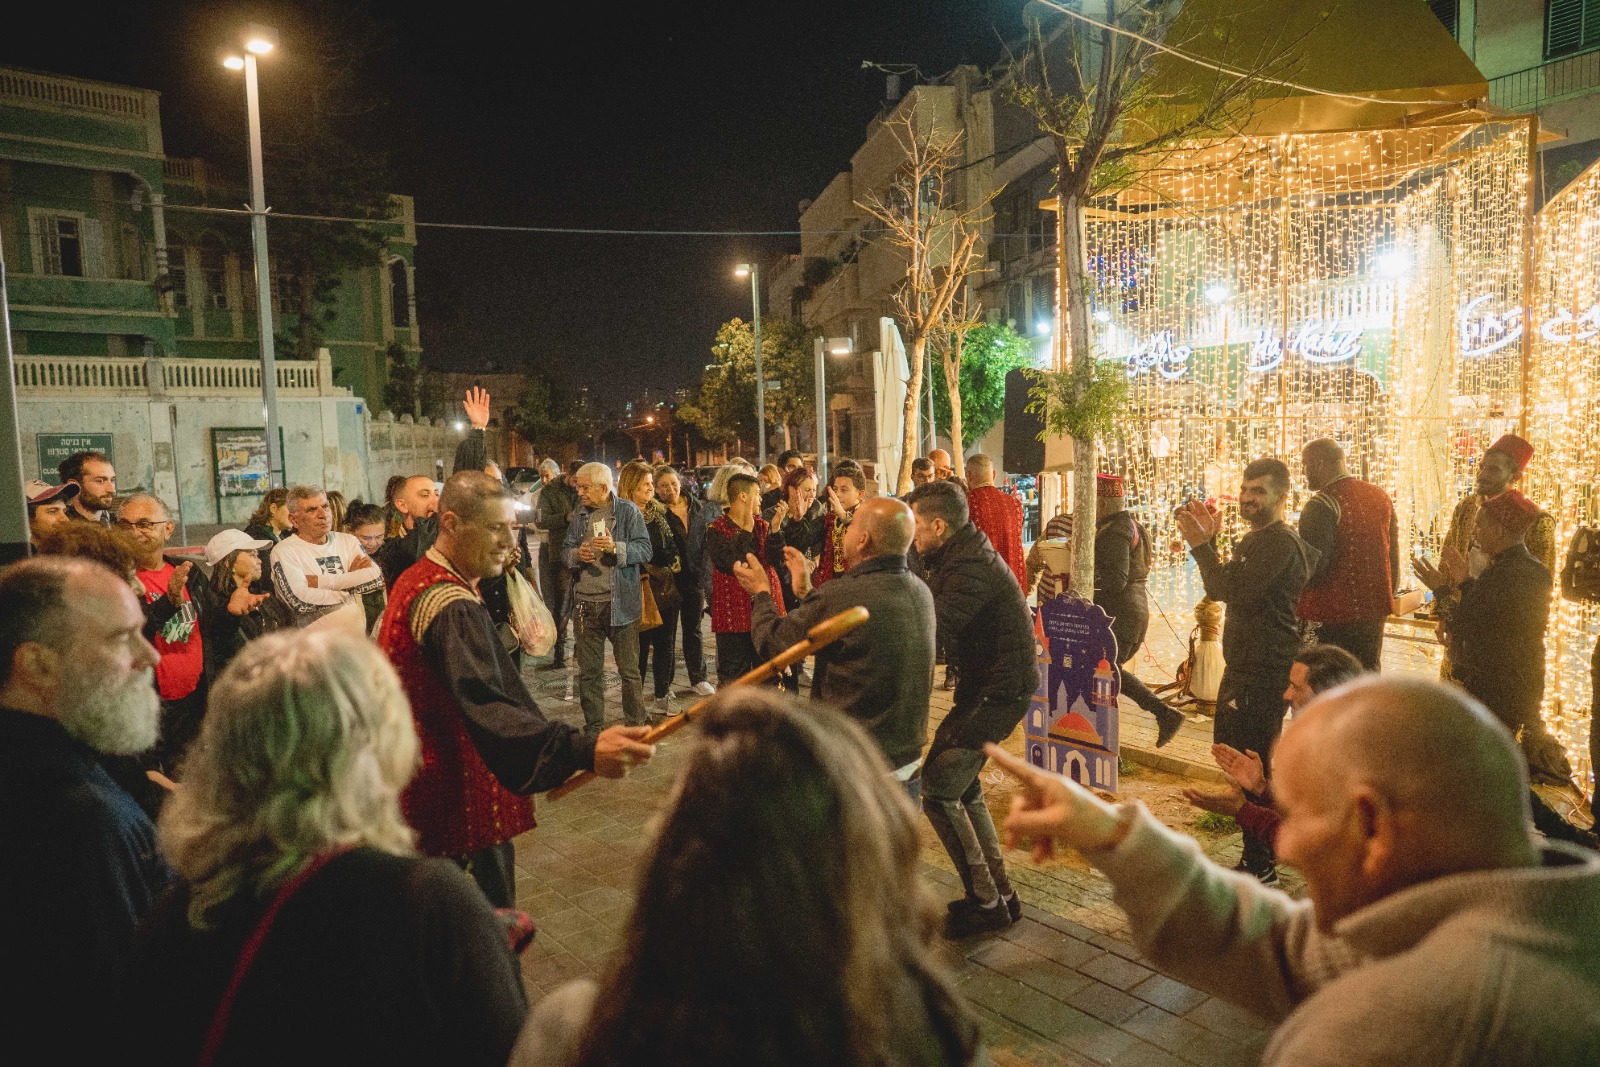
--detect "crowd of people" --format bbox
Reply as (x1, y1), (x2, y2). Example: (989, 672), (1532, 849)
(6, 403), (1599, 1064)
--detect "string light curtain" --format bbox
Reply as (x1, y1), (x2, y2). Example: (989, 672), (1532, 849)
(1525, 156), (1600, 787)
(1075, 120), (1590, 774)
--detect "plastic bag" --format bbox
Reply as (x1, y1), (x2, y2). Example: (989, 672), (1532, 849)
(506, 567), (556, 656)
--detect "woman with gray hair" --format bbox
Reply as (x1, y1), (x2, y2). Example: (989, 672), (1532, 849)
(120, 629), (529, 1066)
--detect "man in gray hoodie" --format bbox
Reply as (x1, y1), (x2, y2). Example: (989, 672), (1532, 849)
(989, 676), (1600, 1066)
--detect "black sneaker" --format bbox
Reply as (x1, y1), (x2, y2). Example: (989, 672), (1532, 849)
(1003, 892), (1022, 922)
(1154, 706), (1185, 748)
(1232, 859), (1278, 886)
(944, 899), (1013, 939)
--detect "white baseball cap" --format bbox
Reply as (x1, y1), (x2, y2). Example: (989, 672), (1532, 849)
(205, 528), (272, 567)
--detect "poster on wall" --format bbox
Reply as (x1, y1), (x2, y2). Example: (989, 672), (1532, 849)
(211, 427), (283, 499)
(1023, 591), (1121, 791)
(36, 433), (113, 484)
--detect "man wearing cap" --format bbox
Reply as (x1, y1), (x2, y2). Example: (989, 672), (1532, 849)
(1419, 434), (1566, 782)
(1092, 473), (1187, 746)
(1420, 490), (1552, 747)
(25, 480), (79, 548)
(1296, 439), (1398, 671)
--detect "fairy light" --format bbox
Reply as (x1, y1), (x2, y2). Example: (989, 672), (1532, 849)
(1072, 120), (1591, 779)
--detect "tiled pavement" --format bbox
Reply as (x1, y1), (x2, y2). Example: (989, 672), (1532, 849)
(511, 641), (1278, 1067)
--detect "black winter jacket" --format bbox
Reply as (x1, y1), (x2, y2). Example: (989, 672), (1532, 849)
(918, 523), (1040, 746)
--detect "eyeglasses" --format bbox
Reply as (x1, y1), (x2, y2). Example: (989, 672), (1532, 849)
(116, 519), (169, 532)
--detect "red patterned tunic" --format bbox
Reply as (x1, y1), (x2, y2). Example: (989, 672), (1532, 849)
(1297, 475), (1397, 623)
(378, 553), (535, 857)
(813, 508), (855, 586)
(968, 484), (1025, 588)
(707, 514), (786, 633)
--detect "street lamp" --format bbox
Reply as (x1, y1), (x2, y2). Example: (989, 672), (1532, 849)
(734, 262), (766, 464)
(814, 335), (853, 479)
(222, 22), (285, 488)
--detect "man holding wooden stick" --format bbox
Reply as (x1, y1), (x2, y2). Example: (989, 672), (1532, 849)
(379, 471), (655, 907)
(735, 497), (935, 800)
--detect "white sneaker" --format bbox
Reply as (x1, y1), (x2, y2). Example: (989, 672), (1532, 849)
(691, 681), (716, 697)
(652, 696), (670, 716)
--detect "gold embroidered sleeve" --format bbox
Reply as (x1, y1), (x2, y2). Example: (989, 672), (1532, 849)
(409, 582), (481, 644)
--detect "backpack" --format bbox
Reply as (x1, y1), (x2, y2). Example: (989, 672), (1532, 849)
(1560, 526), (1600, 604)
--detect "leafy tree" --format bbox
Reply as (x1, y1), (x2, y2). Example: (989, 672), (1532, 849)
(1007, 2), (1306, 593)
(513, 373), (590, 449)
(930, 321), (1034, 455)
(679, 317), (814, 448)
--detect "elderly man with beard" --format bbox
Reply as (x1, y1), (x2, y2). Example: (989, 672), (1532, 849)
(0, 557), (169, 1061)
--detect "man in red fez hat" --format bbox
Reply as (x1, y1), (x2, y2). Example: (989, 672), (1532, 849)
(1418, 488), (1566, 772)
(1421, 435), (1555, 664)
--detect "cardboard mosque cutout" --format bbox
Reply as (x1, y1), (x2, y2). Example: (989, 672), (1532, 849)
(1024, 591), (1121, 792)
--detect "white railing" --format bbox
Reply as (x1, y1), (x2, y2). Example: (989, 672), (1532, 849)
(14, 354), (342, 398)
(13, 357), (148, 395)
(0, 68), (147, 120)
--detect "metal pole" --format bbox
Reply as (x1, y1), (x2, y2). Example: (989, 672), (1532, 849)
(0, 231), (30, 563)
(814, 336), (828, 480)
(750, 263), (766, 465)
(244, 53), (284, 489)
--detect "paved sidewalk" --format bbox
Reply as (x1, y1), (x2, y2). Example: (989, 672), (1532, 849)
(513, 649), (1278, 1066)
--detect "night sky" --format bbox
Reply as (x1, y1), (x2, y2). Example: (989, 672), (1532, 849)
(3, 0), (1027, 393)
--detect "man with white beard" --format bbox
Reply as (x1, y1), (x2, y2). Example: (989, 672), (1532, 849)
(0, 557), (170, 1062)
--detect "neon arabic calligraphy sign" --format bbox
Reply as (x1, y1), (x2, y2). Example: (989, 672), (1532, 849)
(1102, 318), (1367, 378)
(1458, 295), (1600, 356)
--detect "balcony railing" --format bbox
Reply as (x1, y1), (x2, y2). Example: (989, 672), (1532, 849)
(1489, 49), (1600, 113)
(14, 353), (345, 398)
(0, 68), (147, 120)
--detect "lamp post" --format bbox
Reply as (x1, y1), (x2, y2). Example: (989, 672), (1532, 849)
(0, 231), (28, 563)
(734, 263), (765, 465)
(223, 23), (284, 488)
(813, 335), (853, 480)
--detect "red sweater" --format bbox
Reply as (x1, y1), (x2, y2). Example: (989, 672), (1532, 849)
(708, 514), (786, 634)
(378, 555), (535, 857)
(968, 484), (1025, 588)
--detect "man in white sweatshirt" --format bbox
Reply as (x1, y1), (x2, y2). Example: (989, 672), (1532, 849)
(988, 676), (1600, 1066)
(270, 484), (385, 625)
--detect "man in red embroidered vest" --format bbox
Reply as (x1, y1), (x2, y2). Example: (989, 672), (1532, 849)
(813, 461), (866, 587)
(964, 454), (1025, 588)
(1296, 439), (1398, 671)
(378, 471), (655, 907)
(706, 471), (785, 686)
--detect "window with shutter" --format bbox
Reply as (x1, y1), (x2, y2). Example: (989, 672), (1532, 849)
(1546, 0), (1600, 58)
(78, 217), (105, 278)
(1428, 0), (1459, 37)
(32, 213), (85, 276)
(198, 236), (229, 310)
(168, 243), (189, 308)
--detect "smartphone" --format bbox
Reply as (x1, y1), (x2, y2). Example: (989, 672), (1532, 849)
(592, 519), (607, 539)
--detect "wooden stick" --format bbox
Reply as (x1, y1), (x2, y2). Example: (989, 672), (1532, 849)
(546, 606), (869, 801)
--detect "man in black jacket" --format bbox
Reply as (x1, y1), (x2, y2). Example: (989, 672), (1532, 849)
(1177, 457), (1318, 883)
(906, 480), (1039, 937)
(736, 497), (935, 798)
(1425, 490), (1550, 739)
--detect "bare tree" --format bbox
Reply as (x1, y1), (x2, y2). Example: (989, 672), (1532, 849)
(857, 111), (995, 494)
(1009, 0), (1311, 595)
(933, 292), (984, 461)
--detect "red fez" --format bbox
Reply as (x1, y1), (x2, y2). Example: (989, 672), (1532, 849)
(1487, 433), (1534, 474)
(1480, 489), (1540, 539)
(1096, 473), (1125, 499)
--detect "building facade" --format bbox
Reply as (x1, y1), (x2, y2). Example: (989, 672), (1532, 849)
(0, 65), (419, 406)
(1432, 0), (1600, 180)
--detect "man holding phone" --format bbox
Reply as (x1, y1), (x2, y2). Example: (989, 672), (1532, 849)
(563, 462), (653, 738)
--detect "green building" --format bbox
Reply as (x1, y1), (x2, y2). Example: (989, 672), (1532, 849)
(0, 64), (419, 405)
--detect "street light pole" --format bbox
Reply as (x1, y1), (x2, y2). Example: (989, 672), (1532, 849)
(0, 231), (29, 563)
(227, 26), (284, 488)
(736, 263), (766, 465)
(814, 336), (827, 479)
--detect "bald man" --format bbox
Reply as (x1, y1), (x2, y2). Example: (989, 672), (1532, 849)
(1297, 438), (1397, 670)
(988, 677), (1600, 1065)
(928, 449), (955, 481)
(736, 497), (936, 798)
(964, 454), (1025, 588)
